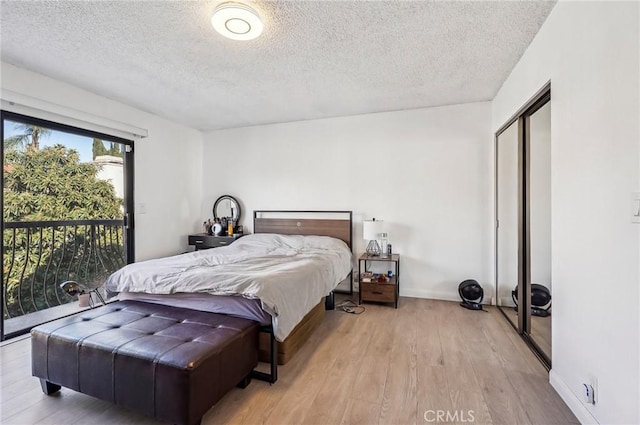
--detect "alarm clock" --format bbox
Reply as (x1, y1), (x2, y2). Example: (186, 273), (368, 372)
(212, 223), (222, 236)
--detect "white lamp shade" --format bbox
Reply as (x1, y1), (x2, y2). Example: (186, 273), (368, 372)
(363, 220), (384, 240)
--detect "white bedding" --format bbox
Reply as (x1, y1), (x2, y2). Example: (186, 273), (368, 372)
(104, 233), (352, 341)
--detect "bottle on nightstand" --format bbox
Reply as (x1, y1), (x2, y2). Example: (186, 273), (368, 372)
(380, 233), (388, 257)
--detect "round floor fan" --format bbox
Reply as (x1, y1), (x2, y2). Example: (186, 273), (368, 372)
(511, 284), (551, 317)
(458, 279), (484, 311)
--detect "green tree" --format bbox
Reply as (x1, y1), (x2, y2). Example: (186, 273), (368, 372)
(108, 142), (123, 158)
(3, 123), (51, 151)
(92, 139), (123, 159)
(4, 145), (122, 222)
(92, 138), (108, 159)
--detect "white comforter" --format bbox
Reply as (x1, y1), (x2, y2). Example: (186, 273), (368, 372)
(104, 233), (352, 341)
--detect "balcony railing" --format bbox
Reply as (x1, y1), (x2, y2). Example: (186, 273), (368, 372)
(2, 219), (125, 323)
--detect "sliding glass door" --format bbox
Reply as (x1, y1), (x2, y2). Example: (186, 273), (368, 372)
(1, 111), (134, 340)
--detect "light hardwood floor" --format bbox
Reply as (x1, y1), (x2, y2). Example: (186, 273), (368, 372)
(0, 298), (577, 425)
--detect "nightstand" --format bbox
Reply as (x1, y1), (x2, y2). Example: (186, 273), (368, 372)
(188, 233), (243, 250)
(358, 253), (400, 308)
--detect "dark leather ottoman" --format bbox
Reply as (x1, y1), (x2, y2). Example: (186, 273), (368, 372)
(31, 300), (259, 425)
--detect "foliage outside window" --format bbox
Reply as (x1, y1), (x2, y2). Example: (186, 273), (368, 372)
(3, 122), (125, 320)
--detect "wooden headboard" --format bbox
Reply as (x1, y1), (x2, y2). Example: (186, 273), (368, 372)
(253, 211), (353, 250)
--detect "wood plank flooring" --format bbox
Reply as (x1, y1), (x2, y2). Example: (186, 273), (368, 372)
(0, 298), (577, 425)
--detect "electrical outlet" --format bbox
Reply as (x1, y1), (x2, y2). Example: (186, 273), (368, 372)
(632, 192), (640, 223)
(583, 375), (598, 405)
(582, 384), (594, 404)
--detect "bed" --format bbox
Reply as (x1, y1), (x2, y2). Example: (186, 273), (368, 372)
(104, 210), (353, 377)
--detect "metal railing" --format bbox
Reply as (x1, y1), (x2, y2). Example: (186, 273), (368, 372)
(2, 219), (125, 320)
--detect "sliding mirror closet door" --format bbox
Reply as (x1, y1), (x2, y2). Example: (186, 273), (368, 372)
(527, 101), (552, 360)
(496, 85), (551, 368)
(496, 120), (519, 329)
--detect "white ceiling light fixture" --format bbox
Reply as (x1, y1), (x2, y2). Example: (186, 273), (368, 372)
(211, 2), (263, 41)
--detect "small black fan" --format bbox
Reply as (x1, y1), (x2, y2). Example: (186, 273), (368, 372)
(511, 284), (551, 317)
(458, 279), (484, 311)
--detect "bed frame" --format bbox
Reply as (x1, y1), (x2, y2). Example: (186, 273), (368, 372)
(253, 210), (353, 248)
(252, 210), (353, 383)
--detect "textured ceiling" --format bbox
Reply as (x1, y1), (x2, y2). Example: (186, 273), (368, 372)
(0, 1), (556, 131)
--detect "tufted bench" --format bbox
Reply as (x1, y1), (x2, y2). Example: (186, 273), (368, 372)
(31, 301), (259, 425)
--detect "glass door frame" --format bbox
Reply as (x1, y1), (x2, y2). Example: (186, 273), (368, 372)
(0, 110), (135, 340)
(495, 83), (551, 368)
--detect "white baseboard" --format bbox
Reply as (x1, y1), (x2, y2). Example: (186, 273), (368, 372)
(399, 288), (498, 305)
(399, 288), (460, 302)
(549, 369), (599, 425)
(498, 296), (516, 307)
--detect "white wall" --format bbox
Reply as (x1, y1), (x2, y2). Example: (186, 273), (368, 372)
(1, 62), (203, 261)
(492, 2), (639, 424)
(202, 102), (493, 301)
(94, 155), (124, 200)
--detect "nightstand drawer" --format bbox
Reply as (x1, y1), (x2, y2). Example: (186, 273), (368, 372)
(212, 238), (233, 247)
(188, 235), (208, 246)
(360, 282), (395, 303)
(188, 234), (241, 249)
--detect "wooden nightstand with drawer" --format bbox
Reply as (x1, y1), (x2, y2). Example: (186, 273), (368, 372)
(188, 233), (243, 250)
(358, 253), (400, 308)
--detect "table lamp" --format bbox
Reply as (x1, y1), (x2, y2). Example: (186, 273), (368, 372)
(363, 219), (384, 256)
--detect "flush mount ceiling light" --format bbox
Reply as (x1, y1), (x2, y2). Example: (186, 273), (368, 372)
(211, 2), (263, 41)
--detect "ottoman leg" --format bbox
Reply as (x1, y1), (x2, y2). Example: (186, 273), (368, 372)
(39, 379), (61, 395)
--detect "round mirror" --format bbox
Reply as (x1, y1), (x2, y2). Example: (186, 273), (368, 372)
(213, 195), (241, 222)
